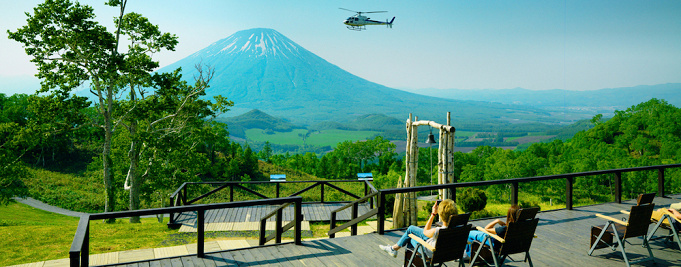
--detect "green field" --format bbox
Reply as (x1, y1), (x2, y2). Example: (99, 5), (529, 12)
(246, 129), (381, 147)
(455, 131), (477, 137)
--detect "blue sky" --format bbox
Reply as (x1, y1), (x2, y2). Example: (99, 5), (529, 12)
(2, 0), (680, 94)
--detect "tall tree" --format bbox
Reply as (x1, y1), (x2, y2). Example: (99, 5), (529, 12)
(8, 0), (178, 220)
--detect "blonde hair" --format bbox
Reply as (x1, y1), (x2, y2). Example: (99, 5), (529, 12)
(438, 199), (458, 225)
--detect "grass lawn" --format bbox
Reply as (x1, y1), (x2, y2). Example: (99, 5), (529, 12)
(1, 201), (204, 266)
(0, 201), (80, 265)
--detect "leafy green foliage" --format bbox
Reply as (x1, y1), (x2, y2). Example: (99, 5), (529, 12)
(458, 188), (488, 212)
(458, 99), (681, 204)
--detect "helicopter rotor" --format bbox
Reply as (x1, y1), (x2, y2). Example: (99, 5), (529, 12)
(339, 8), (387, 16)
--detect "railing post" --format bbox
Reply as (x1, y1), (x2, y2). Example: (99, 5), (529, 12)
(321, 182), (325, 203)
(614, 172), (622, 203)
(329, 211), (337, 238)
(276, 182), (280, 198)
(378, 192), (385, 235)
(295, 199), (302, 245)
(658, 168), (665, 197)
(182, 185), (187, 205)
(259, 218), (266, 246)
(70, 215), (90, 267)
(276, 207), (283, 243)
(511, 182), (518, 206)
(566, 177), (573, 210)
(168, 196), (175, 226)
(351, 202), (358, 235)
(230, 185), (234, 202)
(197, 209), (205, 258)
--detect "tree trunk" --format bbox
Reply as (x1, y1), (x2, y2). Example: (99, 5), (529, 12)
(102, 101), (116, 223)
(128, 119), (141, 223)
(409, 122), (418, 225)
(392, 175), (404, 229)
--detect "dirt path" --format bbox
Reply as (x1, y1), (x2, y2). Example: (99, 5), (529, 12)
(13, 197), (89, 217)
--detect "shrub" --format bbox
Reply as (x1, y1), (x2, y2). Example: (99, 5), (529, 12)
(422, 201), (435, 214)
(519, 199), (540, 209)
(470, 209), (495, 220)
(458, 188), (487, 212)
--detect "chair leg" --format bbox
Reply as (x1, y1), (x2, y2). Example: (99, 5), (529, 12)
(407, 244), (420, 267)
(661, 215), (681, 250)
(672, 225), (681, 250)
(470, 236), (487, 266)
(609, 223), (631, 267)
(489, 244), (500, 267)
(642, 235), (655, 264)
(588, 221), (613, 256)
(525, 251), (533, 267)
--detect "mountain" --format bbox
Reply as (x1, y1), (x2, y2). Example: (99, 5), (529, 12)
(402, 84), (681, 114)
(158, 28), (576, 127)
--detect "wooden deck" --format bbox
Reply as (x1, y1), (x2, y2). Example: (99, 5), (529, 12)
(174, 202), (372, 226)
(99, 195), (681, 266)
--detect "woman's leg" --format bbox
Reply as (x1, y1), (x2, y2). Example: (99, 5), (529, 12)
(396, 225), (427, 249)
(465, 230), (494, 256)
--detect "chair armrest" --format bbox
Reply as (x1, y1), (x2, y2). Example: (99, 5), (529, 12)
(408, 234), (436, 252)
(475, 226), (505, 243)
(595, 213), (628, 226)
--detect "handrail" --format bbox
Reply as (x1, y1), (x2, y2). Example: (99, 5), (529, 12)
(169, 182), (188, 200)
(375, 163), (681, 235)
(175, 180), (367, 204)
(328, 191), (379, 238)
(169, 179), (374, 227)
(70, 196), (303, 267)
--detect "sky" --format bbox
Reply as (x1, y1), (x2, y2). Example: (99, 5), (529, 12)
(1, 0), (681, 95)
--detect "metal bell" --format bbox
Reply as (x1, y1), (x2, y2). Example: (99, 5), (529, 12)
(425, 133), (437, 144)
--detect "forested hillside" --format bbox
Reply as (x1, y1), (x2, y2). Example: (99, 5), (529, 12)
(2, 92), (679, 213)
(455, 98), (681, 203)
(272, 99), (681, 205)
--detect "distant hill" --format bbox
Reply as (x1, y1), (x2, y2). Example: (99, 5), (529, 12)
(158, 28), (582, 128)
(217, 109), (301, 138)
(402, 84), (681, 114)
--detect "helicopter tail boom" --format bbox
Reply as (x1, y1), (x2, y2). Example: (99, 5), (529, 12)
(387, 17), (395, 28)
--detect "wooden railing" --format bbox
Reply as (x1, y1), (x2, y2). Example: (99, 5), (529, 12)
(259, 202), (303, 245)
(69, 197), (303, 267)
(374, 163), (681, 235)
(70, 164), (681, 266)
(168, 179), (376, 228)
(327, 180), (379, 238)
(328, 191), (379, 238)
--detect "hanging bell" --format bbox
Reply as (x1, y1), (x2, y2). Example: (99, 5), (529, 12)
(425, 132), (437, 144)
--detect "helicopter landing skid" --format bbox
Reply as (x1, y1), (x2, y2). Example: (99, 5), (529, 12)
(346, 25), (366, 31)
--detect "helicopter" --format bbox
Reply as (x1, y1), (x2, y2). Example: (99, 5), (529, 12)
(340, 8), (395, 31)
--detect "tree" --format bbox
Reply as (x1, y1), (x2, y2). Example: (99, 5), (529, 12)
(0, 94), (31, 204)
(258, 141), (273, 163)
(8, 0), (182, 220)
(119, 66), (232, 222)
